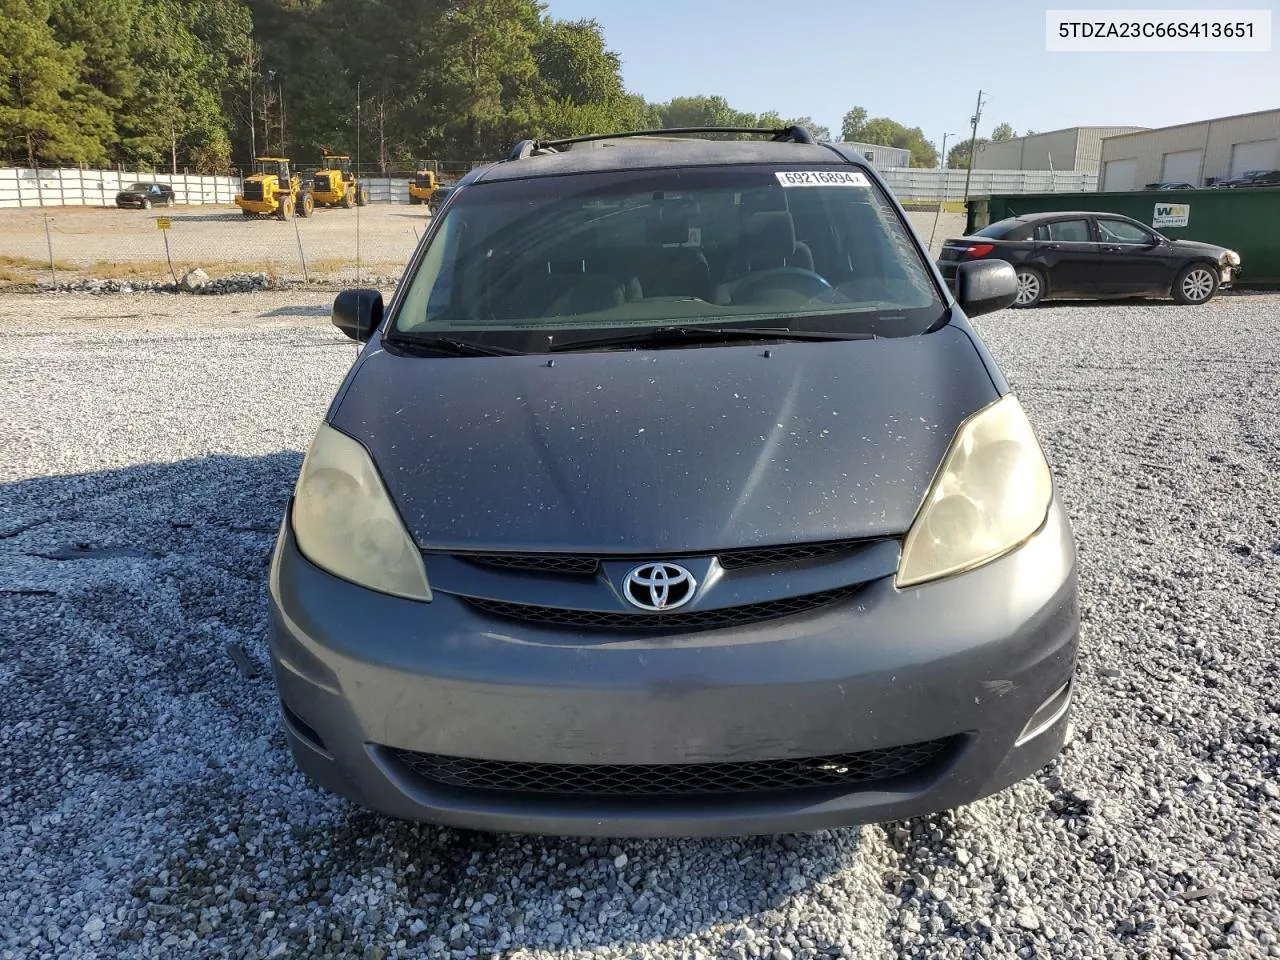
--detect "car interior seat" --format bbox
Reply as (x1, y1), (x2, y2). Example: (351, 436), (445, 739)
(638, 206), (712, 301)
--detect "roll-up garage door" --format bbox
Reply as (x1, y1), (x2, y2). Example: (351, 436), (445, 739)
(1103, 158), (1137, 192)
(1160, 149), (1202, 185)
(1230, 139), (1279, 176)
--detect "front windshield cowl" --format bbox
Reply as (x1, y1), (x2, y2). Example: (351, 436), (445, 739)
(389, 163), (944, 353)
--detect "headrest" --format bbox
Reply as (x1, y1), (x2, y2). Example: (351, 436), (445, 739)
(646, 205), (691, 245)
(743, 210), (797, 260)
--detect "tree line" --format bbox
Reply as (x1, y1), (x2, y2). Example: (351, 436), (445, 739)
(2, 0), (997, 172)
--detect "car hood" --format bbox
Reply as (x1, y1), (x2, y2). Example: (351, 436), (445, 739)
(330, 326), (1000, 553)
(1168, 238), (1229, 256)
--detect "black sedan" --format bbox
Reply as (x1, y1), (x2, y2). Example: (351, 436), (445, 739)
(115, 182), (175, 209)
(1211, 169), (1280, 189)
(938, 211), (1240, 307)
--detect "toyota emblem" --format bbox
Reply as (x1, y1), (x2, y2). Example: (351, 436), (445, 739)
(623, 562), (697, 611)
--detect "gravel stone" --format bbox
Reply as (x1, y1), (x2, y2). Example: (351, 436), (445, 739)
(2, 289), (1279, 960)
(1015, 906), (1041, 930)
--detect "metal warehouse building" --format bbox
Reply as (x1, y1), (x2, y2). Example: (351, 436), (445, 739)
(1099, 108), (1280, 190)
(837, 141), (911, 168)
(974, 126), (1147, 173)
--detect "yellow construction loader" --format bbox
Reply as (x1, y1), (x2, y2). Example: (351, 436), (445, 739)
(408, 167), (439, 205)
(235, 157), (313, 220)
(310, 153), (368, 208)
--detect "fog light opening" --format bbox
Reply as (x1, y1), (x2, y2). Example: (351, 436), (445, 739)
(1015, 680), (1073, 747)
(281, 700), (330, 756)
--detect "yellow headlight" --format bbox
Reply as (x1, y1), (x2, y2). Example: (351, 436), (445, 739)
(897, 395), (1052, 588)
(292, 423), (432, 601)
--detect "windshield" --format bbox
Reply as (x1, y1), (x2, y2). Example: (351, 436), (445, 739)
(391, 164), (943, 349)
(126, 183), (150, 191)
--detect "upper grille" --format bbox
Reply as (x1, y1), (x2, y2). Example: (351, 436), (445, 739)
(463, 584), (860, 631)
(242, 182), (265, 201)
(456, 539), (866, 577)
(716, 539), (865, 570)
(389, 738), (953, 798)
(463, 553), (599, 576)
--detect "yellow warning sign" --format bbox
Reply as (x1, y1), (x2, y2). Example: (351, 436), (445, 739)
(156, 217), (172, 230)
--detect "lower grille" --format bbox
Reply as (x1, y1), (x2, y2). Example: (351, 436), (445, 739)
(314, 174), (332, 192)
(463, 584), (860, 631)
(389, 739), (953, 798)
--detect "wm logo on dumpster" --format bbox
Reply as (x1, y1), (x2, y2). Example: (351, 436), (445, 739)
(1153, 203), (1190, 228)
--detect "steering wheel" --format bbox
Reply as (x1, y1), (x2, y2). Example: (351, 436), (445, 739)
(731, 267), (834, 302)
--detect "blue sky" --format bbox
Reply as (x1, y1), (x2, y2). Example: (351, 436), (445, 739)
(544, 0), (1279, 149)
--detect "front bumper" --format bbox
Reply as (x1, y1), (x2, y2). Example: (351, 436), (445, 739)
(268, 500), (1079, 837)
(235, 197), (276, 215)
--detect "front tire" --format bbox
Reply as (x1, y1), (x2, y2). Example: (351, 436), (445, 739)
(297, 193), (314, 218)
(277, 197), (294, 221)
(1172, 263), (1218, 305)
(1012, 267), (1045, 308)
(356, 187), (368, 207)
(341, 188), (354, 209)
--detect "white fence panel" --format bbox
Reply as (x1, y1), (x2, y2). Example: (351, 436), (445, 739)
(877, 167), (1098, 201)
(0, 167), (241, 207)
(361, 178), (410, 204)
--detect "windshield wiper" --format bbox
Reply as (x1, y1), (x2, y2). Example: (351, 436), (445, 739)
(548, 325), (876, 353)
(385, 333), (526, 357)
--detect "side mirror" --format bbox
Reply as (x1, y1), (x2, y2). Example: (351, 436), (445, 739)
(954, 259), (1018, 317)
(332, 288), (383, 341)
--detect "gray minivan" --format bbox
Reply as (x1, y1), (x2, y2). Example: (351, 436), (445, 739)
(267, 127), (1079, 837)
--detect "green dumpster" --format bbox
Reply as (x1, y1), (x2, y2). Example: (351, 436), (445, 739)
(965, 187), (1280, 285)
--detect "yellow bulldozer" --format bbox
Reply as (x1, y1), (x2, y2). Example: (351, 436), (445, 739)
(235, 157), (313, 220)
(310, 153), (369, 208)
(408, 166), (439, 206)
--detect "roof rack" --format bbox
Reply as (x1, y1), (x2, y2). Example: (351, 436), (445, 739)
(506, 126), (815, 161)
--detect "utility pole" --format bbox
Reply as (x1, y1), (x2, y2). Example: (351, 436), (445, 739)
(278, 72), (286, 156)
(961, 89), (985, 204)
(262, 72), (273, 156)
(248, 67), (256, 159)
(247, 45), (257, 160)
(929, 132), (957, 250)
(267, 69), (281, 156)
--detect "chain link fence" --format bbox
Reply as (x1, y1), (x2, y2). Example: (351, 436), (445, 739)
(0, 202), (429, 289)
(0, 162), (495, 289)
(1, 159), (1014, 288)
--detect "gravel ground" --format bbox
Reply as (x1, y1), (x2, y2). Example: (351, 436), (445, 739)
(2, 289), (1278, 960)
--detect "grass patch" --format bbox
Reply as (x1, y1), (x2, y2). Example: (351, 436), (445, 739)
(0, 254), (76, 271)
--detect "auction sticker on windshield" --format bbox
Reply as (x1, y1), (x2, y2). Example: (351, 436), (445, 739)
(775, 170), (870, 187)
